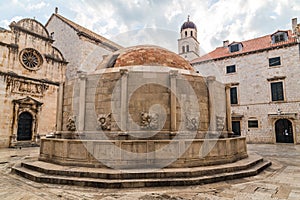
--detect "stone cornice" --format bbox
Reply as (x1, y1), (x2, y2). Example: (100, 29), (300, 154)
(44, 54), (68, 64)
(9, 23), (54, 43)
(0, 71), (60, 86)
(0, 41), (18, 49)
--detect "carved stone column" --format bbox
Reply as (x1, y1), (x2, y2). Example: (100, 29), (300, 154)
(170, 70), (178, 132)
(207, 76), (216, 132)
(56, 83), (64, 132)
(78, 72), (87, 132)
(10, 103), (19, 146)
(120, 69), (128, 132)
(225, 84), (233, 133)
(33, 106), (41, 144)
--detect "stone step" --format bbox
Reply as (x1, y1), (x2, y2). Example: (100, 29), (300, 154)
(11, 142), (39, 149)
(20, 154), (263, 179)
(12, 156), (271, 188)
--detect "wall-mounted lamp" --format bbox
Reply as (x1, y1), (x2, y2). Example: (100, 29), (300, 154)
(277, 108), (282, 115)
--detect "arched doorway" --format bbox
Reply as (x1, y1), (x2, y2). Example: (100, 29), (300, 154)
(275, 119), (294, 143)
(17, 112), (33, 141)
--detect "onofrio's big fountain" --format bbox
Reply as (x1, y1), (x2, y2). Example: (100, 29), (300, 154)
(13, 45), (270, 188)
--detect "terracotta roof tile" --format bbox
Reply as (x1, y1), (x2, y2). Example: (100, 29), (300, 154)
(113, 45), (194, 71)
(191, 30), (298, 63)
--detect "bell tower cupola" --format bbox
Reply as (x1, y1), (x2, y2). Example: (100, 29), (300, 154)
(178, 16), (199, 61)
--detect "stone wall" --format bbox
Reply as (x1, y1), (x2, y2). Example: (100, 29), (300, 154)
(193, 44), (300, 143)
(39, 137), (248, 169)
(60, 67), (215, 137)
(46, 15), (118, 80)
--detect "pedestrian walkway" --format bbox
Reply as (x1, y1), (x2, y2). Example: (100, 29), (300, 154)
(0, 144), (299, 199)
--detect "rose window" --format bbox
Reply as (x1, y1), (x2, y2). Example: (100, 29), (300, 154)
(19, 48), (43, 70)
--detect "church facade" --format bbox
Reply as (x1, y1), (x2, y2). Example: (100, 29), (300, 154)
(190, 18), (300, 144)
(0, 18), (67, 147)
(0, 10), (123, 148)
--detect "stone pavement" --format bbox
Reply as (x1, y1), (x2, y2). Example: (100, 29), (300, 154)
(0, 144), (299, 200)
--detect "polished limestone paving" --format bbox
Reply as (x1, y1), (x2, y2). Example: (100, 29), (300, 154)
(0, 144), (299, 200)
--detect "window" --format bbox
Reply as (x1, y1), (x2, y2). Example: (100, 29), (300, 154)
(271, 82), (284, 101)
(248, 120), (258, 128)
(191, 31), (193, 37)
(186, 45), (189, 52)
(230, 87), (238, 104)
(232, 121), (241, 136)
(274, 34), (285, 43)
(272, 32), (287, 43)
(19, 48), (43, 71)
(230, 44), (240, 52)
(182, 46), (185, 53)
(226, 65), (236, 74)
(185, 31), (187, 37)
(269, 57), (281, 67)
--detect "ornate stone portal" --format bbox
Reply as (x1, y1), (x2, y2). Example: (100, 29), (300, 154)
(14, 45), (270, 188)
(10, 96), (43, 147)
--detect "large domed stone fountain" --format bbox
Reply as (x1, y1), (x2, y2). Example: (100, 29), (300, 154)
(13, 45), (270, 188)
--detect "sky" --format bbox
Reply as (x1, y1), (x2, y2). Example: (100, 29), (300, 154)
(0, 0), (300, 55)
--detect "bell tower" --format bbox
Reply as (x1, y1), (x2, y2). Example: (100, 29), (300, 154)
(178, 16), (199, 61)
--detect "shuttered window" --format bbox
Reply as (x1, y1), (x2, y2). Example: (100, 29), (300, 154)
(230, 87), (238, 104)
(271, 82), (284, 101)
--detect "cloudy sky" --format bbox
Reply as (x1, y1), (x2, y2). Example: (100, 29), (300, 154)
(0, 0), (299, 55)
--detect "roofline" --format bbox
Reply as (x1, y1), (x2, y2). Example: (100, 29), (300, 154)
(271, 30), (289, 37)
(46, 13), (123, 51)
(191, 40), (299, 65)
(10, 21), (54, 43)
(77, 31), (119, 51)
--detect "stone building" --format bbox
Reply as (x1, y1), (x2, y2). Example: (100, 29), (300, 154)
(0, 18), (67, 147)
(191, 18), (300, 144)
(45, 10), (123, 80)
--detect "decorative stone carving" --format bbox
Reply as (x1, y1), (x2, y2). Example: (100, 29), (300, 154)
(185, 115), (199, 131)
(216, 116), (225, 131)
(120, 69), (128, 76)
(6, 76), (49, 96)
(170, 70), (178, 77)
(66, 115), (76, 131)
(97, 113), (111, 131)
(140, 112), (159, 130)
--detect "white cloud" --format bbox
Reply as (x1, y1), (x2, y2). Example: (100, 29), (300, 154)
(1, 0), (300, 55)
(26, 1), (48, 11)
(0, 16), (23, 28)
